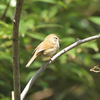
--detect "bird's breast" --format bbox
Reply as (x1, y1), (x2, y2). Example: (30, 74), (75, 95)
(43, 43), (59, 56)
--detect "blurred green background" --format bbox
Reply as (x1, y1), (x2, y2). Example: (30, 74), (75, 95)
(0, 0), (100, 100)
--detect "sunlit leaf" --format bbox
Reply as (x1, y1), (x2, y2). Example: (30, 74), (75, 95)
(89, 17), (100, 25)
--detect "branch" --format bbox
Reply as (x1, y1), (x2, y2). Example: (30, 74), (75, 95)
(12, 0), (23, 100)
(1, 0), (11, 20)
(90, 65), (100, 73)
(21, 34), (100, 100)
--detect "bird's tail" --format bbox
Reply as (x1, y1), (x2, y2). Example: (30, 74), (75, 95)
(26, 53), (37, 67)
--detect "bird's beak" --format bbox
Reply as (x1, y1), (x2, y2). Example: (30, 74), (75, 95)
(59, 39), (62, 41)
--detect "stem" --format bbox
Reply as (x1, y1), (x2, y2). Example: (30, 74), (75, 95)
(12, 0), (23, 100)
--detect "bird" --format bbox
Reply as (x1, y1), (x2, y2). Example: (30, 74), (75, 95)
(26, 34), (61, 67)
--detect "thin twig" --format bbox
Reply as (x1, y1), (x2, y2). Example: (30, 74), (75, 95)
(21, 34), (100, 100)
(12, 0), (23, 100)
(1, 0), (11, 20)
(90, 65), (100, 73)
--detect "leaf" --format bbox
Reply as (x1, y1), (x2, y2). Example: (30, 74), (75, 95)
(61, 37), (76, 45)
(92, 53), (100, 59)
(57, 1), (67, 8)
(35, 24), (62, 29)
(33, 0), (56, 4)
(0, 21), (12, 30)
(25, 71), (37, 81)
(19, 19), (35, 34)
(0, 52), (12, 60)
(89, 17), (100, 25)
(67, 49), (76, 59)
(80, 41), (99, 52)
(27, 32), (46, 41)
(59, 54), (67, 64)
(66, 65), (93, 83)
(49, 6), (58, 18)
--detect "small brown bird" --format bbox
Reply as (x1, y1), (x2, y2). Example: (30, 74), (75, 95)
(26, 34), (61, 67)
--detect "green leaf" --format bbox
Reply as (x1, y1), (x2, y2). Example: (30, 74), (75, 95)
(26, 71), (36, 81)
(80, 42), (99, 52)
(89, 17), (100, 25)
(35, 24), (62, 29)
(33, 0), (56, 4)
(92, 53), (100, 59)
(19, 19), (35, 34)
(57, 1), (67, 8)
(27, 32), (46, 41)
(0, 52), (12, 60)
(0, 21), (12, 30)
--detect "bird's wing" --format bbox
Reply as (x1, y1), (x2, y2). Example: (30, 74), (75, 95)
(36, 41), (54, 53)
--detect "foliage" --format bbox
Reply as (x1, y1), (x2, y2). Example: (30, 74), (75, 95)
(0, 0), (100, 100)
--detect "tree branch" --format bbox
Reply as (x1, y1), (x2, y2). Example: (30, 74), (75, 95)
(12, 0), (23, 100)
(90, 65), (100, 73)
(21, 34), (100, 100)
(1, 0), (11, 20)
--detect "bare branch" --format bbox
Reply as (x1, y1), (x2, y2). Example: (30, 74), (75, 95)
(12, 0), (23, 100)
(21, 34), (100, 100)
(90, 65), (100, 73)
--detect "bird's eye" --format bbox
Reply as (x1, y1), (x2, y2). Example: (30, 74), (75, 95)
(55, 37), (57, 39)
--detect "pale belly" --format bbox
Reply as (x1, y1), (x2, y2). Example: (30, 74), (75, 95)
(43, 46), (59, 56)
(38, 45), (59, 61)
